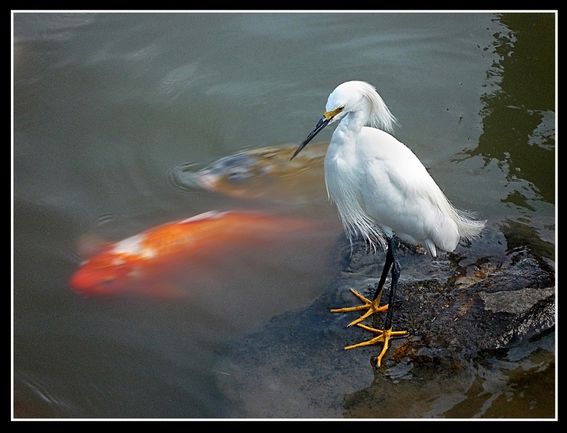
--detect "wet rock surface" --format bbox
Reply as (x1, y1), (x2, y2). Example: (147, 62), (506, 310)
(214, 225), (555, 417)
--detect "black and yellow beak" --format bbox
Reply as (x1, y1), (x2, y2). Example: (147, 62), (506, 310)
(291, 107), (343, 160)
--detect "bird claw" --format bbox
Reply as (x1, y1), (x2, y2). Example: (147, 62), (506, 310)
(345, 324), (408, 367)
(330, 288), (388, 327)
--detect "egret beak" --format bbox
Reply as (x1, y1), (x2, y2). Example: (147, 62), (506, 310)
(290, 116), (330, 160)
(292, 107), (344, 160)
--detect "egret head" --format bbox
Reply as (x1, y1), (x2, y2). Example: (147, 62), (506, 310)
(291, 81), (396, 160)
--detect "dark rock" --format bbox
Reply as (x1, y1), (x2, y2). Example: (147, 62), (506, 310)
(214, 225), (555, 417)
(478, 287), (553, 314)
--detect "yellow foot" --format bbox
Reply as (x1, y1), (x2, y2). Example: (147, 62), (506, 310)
(330, 288), (388, 327)
(345, 324), (409, 367)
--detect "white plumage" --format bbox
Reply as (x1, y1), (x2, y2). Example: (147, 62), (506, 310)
(321, 81), (485, 256)
(292, 80), (486, 368)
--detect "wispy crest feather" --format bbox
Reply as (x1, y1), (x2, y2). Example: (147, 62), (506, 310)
(357, 81), (398, 133)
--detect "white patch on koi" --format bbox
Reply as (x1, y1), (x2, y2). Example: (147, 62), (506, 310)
(179, 210), (225, 225)
(111, 234), (156, 262)
(141, 248), (156, 259)
(196, 174), (218, 190)
(112, 234), (145, 256)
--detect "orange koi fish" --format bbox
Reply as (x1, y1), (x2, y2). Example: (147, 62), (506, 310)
(69, 210), (314, 297)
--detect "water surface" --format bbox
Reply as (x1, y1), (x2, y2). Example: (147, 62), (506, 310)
(13, 12), (555, 418)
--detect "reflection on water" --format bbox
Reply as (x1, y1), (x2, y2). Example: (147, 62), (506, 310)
(343, 333), (554, 418)
(500, 219), (554, 260)
(13, 12), (555, 418)
(466, 13), (555, 207)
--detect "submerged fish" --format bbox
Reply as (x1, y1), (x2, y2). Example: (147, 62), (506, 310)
(172, 142), (328, 203)
(69, 210), (314, 297)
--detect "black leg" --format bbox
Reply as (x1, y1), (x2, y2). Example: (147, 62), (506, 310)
(372, 238), (394, 302)
(338, 236), (408, 367)
(330, 237), (394, 327)
(342, 236), (408, 367)
(383, 242), (400, 330)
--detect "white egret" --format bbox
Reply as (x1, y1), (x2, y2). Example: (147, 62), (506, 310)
(291, 81), (485, 367)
